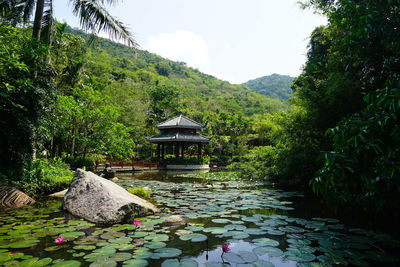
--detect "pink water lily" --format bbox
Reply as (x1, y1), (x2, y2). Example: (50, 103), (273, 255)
(133, 220), (141, 226)
(222, 244), (230, 253)
(54, 235), (64, 244)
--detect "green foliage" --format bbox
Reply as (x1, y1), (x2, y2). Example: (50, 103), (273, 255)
(229, 146), (278, 180)
(0, 24), (55, 178)
(313, 87), (400, 210)
(165, 155), (210, 165)
(298, 0), (400, 211)
(175, 171), (240, 181)
(127, 187), (151, 199)
(243, 74), (294, 102)
(10, 158), (73, 197)
(63, 156), (95, 171)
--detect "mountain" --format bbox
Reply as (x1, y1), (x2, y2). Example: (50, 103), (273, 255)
(242, 74), (294, 102)
(65, 27), (287, 124)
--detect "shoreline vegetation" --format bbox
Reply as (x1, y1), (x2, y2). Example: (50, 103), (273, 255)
(1, 0), (400, 240)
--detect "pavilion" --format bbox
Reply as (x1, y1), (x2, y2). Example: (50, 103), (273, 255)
(147, 112), (210, 162)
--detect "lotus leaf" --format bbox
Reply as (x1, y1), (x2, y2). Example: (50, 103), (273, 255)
(236, 261), (274, 267)
(252, 238), (279, 247)
(223, 251), (258, 264)
(89, 260), (117, 267)
(224, 224), (246, 231)
(52, 260), (82, 267)
(211, 219), (230, 224)
(154, 248), (182, 258)
(161, 258), (198, 267)
(179, 233), (207, 242)
(145, 241), (166, 249)
(123, 259), (148, 267)
(144, 234), (168, 242)
(253, 246), (283, 257)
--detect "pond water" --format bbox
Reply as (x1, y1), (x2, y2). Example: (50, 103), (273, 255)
(0, 171), (398, 267)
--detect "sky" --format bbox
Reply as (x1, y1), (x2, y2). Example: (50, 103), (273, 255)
(53, 0), (327, 84)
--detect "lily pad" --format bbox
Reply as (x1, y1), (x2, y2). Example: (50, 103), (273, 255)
(154, 248), (182, 258)
(161, 258), (198, 267)
(52, 260), (82, 267)
(211, 219), (230, 224)
(122, 259), (148, 267)
(252, 238), (279, 247)
(145, 241), (166, 249)
(253, 246), (283, 257)
(236, 261), (274, 267)
(144, 234), (169, 242)
(223, 251), (258, 264)
(179, 233), (207, 242)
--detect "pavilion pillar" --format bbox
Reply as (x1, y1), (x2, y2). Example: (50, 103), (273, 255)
(161, 143), (165, 160)
(197, 143), (202, 159)
(157, 144), (160, 160)
(175, 143), (180, 158)
(181, 143), (185, 158)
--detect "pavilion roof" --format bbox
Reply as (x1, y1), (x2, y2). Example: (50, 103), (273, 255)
(156, 112), (203, 130)
(147, 132), (210, 143)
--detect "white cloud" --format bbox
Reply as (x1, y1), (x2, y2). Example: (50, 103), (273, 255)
(146, 30), (209, 68)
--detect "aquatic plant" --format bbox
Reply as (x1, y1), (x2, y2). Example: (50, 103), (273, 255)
(222, 244), (230, 253)
(54, 235), (65, 244)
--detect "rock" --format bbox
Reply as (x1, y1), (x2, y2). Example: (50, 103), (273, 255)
(164, 215), (186, 225)
(111, 177), (119, 182)
(63, 169), (159, 224)
(48, 189), (68, 198)
(0, 186), (35, 208)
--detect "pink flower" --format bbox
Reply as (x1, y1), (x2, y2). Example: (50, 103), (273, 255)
(133, 220), (141, 226)
(222, 244), (230, 253)
(54, 235), (64, 244)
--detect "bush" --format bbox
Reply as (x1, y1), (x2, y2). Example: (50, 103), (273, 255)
(11, 158), (73, 197)
(63, 156), (95, 171)
(165, 155), (210, 165)
(127, 187), (151, 199)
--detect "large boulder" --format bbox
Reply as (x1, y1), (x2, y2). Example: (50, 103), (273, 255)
(63, 169), (159, 224)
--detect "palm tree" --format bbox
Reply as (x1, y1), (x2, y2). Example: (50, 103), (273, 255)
(0, 0), (137, 47)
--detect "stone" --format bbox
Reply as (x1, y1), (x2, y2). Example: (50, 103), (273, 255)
(0, 186), (35, 208)
(63, 169), (159, 224)
(48, 189), (68, 198)
(164, 215), (186, 226)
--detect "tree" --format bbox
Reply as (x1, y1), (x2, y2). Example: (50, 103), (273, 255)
(0, 24), (55, 178)
(0, 0), (137, 46)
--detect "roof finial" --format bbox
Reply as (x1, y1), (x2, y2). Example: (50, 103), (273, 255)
(179, 110), (182, 116)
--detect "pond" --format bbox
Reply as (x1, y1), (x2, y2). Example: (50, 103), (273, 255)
(0, 171), (398, 267)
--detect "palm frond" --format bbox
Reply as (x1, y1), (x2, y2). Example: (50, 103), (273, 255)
(41, 0), (55, 44)
(71, 0), (137, 47)
(22, 0), (35, 23)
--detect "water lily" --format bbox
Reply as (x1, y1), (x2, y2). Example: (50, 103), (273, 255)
(133, 220), (141, 226)
(54, 235), (64, 244)
(222, 244), (230, 253)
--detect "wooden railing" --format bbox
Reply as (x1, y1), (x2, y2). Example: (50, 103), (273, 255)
(96, 159), (160, 170)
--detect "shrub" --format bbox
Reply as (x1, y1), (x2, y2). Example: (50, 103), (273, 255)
(165, 155), (210, 165)
(12, 158), (73, 197)
(127, 188), (151, 199)
(63, 156), (95, 171)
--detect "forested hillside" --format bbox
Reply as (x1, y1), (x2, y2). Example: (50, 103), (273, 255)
(1, 21), (286, 195)
(243, 74), (294, 101)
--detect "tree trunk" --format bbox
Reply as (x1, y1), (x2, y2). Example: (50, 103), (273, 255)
(32, 0), (45, 40)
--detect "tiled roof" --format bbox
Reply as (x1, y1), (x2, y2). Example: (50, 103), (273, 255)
(147, 132), (210, 143)
(156, 113), (203, 129)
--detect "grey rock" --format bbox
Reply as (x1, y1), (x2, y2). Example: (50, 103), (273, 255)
(48, 189), (68, 198)
(164, 215), (186, 225)
(63, 169), (159, 224)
